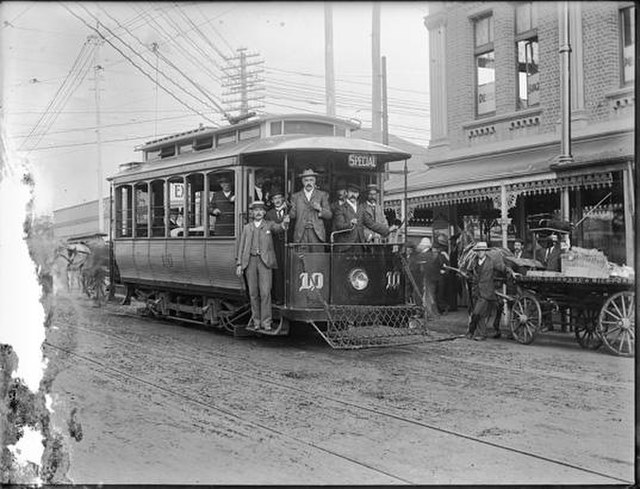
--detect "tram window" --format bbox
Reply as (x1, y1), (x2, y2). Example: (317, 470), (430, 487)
(134, 183), (149, 238)
(115, 185), (132, 238)
(186, 173), (205, 237)
(283, 120), (333, 136)
(194, 136), (213, 151)
(159, 145), (176, 158)
(270, 121), (282, 135)
(239, 125), (260, 140)
(207, 170), (235, 237)
(250, 168), (284, 204)
(178, 142), (193, 155)
(216, 131), (236, 147)
(150, 180), (166, 237)
(168, 176), (185, 237)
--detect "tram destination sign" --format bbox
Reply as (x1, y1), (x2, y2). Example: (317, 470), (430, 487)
(348, 153), (377, 169)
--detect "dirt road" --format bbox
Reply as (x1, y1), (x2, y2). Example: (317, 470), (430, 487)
(44, 293), (634, 484)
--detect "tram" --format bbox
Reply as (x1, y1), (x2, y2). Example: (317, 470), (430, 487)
(108, 114), (426, 348)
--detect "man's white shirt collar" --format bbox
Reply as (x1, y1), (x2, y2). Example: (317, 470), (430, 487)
(347, 200), (357, 212)
(304, 188), (314, 200)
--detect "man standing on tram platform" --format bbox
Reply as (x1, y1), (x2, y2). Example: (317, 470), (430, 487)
(333, 183), (398, 252)
(363, 183), (389, 243)
(236, 201), (289, 331)
(265, 188), (288, 304)
(288, 168), (332, 250)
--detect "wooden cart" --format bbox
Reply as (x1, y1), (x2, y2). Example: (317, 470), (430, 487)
(507, 274), (635, 357)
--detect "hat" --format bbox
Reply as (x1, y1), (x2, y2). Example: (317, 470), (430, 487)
(347, 182), (361, 192)
(417, 237), (432, 251)
(270, 188), (284, 198)
(250, 200), (265, 209)
(298, 168), (320, 178)
(435, 233), (448, 247)
(365, 183), (379, 192)
(473, 241), (489, 251)
(218, 174), (231, 183)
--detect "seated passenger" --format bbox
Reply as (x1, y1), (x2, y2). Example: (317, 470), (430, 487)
(209, 174), (235, 236)
(332, 183), (398, 252)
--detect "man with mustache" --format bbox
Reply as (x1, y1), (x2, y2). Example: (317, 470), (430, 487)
(363, 183), (388, 243)
(333, 182), (398, 252)
(288, 168), (332, 251)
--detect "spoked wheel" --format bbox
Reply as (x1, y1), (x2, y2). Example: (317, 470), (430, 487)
(598, 291), (635, 357)
(573, 309), (603, 350)
(510, 293), (541, 345)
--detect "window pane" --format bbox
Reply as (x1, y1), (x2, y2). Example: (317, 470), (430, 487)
(115, 186), (132, 238)
(134, 183), (149, 237)
(283, 120), (334, 135)
(476, 51), (495, 115)
(270, 121), (282, 135)
(168, 177), (184, 238)
(207, 171), (235, 237)
(621, 7), (635, 84)
(517, 38), (539, 109)
(186, 174), (205, 237)
(475, 16), (491, 46)
(150, 180), (166, 237)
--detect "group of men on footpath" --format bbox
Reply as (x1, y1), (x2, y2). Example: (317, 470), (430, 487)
(236, 167), (399, 331)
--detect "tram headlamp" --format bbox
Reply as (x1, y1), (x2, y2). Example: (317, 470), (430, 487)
(348, 268), (369, 291)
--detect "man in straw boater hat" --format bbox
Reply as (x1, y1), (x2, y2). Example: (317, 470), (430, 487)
(333, 182), (399, 252)
(236, 201), (289, 331)
(466, 241), (513, 340)
(288, 167), (332, 250)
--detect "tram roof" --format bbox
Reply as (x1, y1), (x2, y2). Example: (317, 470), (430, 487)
(110, 134), (411, 181)
(240, 135), (411, 163)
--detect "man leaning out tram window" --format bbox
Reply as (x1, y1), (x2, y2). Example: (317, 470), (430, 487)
(332, 182), (398, 252)
(236, 201), (290, 331)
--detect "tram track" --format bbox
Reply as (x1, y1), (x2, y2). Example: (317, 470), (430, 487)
(46, 303), (632, 484)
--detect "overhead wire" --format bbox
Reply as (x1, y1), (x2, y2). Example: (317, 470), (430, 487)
(95, 4), (228, 117)
(61, 3), (221, 127)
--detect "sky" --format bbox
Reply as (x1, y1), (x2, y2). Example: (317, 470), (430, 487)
(2, 1), (432, 214)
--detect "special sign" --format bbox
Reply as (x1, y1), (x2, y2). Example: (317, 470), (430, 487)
(348, 153), (377, 169)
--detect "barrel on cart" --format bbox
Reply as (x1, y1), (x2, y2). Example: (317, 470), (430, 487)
(508, 274), (635, 357)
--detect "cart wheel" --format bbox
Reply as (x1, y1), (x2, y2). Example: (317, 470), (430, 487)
(598, 291), (635, 357)
(573, 309), (603, 350)
(510, 293), (541, 345)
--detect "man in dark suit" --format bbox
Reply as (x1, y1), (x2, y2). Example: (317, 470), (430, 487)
(265, 188), (288, 304)
(236, 201), (289, 331)
(332, 183), (398, 252)
(466, 241), (513, 341)
(545, 233), (562, 271)
(209, 174), (235, 236)
(363, 183), (389, 243)
(288, 168), (332, 250)
(512, 239), (525, 259)
(253, 173), (271, 207)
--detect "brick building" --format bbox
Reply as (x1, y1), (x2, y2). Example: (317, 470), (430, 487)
(385, 1), (635, 268)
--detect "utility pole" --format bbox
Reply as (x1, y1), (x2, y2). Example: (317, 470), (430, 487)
(381, 56), (389, 146)
(371, 2), (382, 143)
(90, 31), (104, 234)
(222, 48), (265, 123)
(324, 2), (336, 116)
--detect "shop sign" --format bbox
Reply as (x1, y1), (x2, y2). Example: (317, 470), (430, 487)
(348, 154), (377, 169)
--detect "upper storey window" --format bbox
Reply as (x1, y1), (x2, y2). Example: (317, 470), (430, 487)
(620, 6), (635, 85)
(515, 2), (539, 109)
(474, 14), (495, 117)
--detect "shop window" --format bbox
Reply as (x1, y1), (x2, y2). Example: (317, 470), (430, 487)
(207, 170), (236, 237)
(115, 185), (132, 238)
(620, 6), (635, 85)
(150, 180), (166, 237)
(168, 176), (185, 238)
(515, 3), (539, 109)
(474, 14), (495, 116)
(134, 182), (149, 237)
(186, 174), (205, 237)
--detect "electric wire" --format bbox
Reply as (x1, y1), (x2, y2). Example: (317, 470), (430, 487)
(61, 3), (221, 127)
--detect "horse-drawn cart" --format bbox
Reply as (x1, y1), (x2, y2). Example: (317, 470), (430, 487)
(507, 274), (635, 357)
